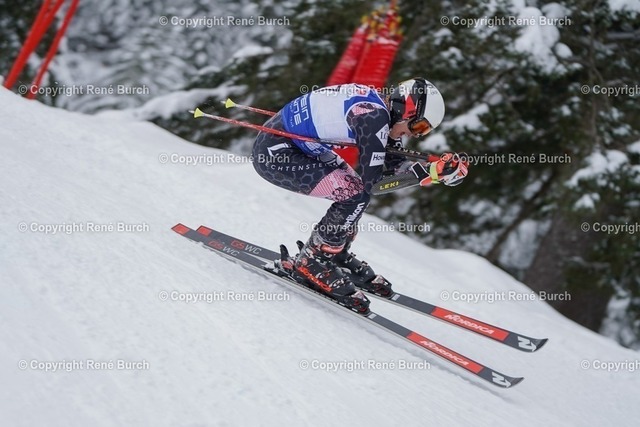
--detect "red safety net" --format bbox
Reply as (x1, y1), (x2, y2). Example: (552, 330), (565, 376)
(327, 1), (403, 168)
(326, 23), (368, 87)
(3, 0), (80, 98)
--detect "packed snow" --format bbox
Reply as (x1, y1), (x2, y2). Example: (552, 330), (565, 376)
(1, 89), (639, 426)
(608, 0), (640, 13)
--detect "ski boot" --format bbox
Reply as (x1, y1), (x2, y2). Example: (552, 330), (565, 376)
(333, 231), (394, 298)
(285, 231), (370, 314)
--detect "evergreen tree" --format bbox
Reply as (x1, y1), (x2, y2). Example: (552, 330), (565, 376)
(0, 1), (57, 92)
(374, 0), (640, 347)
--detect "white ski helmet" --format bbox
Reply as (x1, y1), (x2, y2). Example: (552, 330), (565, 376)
(389, 77), (445, 135)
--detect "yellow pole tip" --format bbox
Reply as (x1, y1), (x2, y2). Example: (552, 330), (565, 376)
(224, 98), (236, 109)
(193, 108), (204, 118)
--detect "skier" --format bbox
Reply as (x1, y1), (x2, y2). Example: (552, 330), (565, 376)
(251, 78), (468, 310)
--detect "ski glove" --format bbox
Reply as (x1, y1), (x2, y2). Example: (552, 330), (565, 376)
(411, 152), (469, 187)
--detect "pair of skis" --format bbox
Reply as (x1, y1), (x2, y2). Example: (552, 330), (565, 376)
(172, 223), (548, 388)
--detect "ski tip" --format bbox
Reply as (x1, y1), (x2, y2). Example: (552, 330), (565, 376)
(223, 98), (236, 109)
(171, 223), (190, 235)
(533, 338), (549, 352)
(487, 371), (524, 388)
(193, 108), (204, 118)
(508, 377), (525, 388)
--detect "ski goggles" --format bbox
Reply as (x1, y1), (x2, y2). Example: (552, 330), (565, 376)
(408, 117), (432, 137)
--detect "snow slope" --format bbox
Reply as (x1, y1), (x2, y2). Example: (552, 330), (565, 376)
(1, 88), (638, 427)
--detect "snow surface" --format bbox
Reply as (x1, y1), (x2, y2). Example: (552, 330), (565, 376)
(567, 149), (629, 187)
(443, 103), (489, 132)
(513, 7), (563, 74)
(628, 140), (640, 154)
(419, 133), (450, 152)
(232, 45), (275, 59)
(1, 88), (639, 427)
(608, 0), (640, 13)
(574, 193), (601, 210)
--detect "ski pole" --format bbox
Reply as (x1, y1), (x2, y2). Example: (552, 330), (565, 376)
(221, 98), (276, 117)
(190, 108), (354, 147)
(190, 106), (435, 161)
